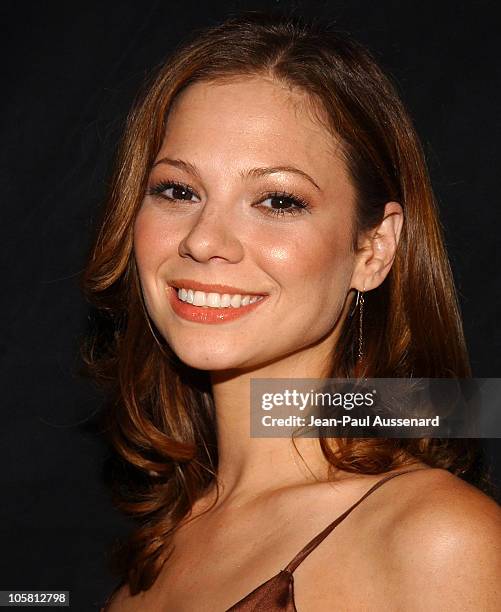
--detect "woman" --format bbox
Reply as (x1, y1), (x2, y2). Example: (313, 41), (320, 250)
(81, 10), (501, 611)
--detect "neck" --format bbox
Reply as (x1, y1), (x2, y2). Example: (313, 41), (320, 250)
(209, 343), (342, 508)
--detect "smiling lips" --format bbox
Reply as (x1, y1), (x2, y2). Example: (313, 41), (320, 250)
(169, 278), (266, 296)
(167, 284), (268, 324)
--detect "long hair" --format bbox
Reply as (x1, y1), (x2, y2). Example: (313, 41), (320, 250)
(79, 9), (492, 596)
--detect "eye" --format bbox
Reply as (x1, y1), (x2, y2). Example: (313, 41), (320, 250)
(147, 180), (199, 202)
(256, 191), (311, 218)
(147, 181), (311, 218)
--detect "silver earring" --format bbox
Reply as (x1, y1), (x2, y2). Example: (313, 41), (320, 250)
(357, 290), (365, 362)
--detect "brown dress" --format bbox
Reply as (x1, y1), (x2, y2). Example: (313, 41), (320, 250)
(225, 467), (431, 611)
(101, 467), (431, 611)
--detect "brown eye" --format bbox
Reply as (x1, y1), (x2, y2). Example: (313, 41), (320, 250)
(256, 192), (311, 217)
(148, 181), (198, 202)
(169, 185), (196, 200)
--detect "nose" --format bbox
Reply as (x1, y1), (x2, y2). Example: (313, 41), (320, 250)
(178, 199), (245, 264)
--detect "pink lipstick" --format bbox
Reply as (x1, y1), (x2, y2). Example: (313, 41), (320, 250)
(167, 286), (268, 324)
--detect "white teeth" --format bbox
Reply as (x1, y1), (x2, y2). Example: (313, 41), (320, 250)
(206, 292), (221, 307)
(220, 294), (231, 307)
(230, 294), (241, 308)
(193, 291), (206, 306)
(176, 287), (264, 309)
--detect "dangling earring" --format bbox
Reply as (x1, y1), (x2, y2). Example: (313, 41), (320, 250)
(357, 290), (364, 362)
(354, 285), (365, 362)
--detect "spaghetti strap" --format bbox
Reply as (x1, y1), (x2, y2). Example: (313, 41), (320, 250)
(283, 467), (431, 574)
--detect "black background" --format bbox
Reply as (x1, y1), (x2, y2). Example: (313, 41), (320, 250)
(2, 1), (500, 609)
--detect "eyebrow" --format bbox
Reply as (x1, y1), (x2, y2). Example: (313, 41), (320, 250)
(152, 157), (322, 191)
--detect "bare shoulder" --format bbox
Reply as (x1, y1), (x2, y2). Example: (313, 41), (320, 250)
(385, 468), (501, 610)
(388, 467), (501, 550)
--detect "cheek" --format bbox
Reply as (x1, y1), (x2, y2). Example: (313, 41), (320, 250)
(133, 206), (177, 273)
(260, 223), (353, 292)
(259, 222), (354, 341)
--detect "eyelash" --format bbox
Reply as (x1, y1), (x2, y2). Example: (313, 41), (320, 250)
(147, 180), (311, 218)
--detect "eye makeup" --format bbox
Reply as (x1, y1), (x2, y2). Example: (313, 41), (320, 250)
(147, 179), (313, 218)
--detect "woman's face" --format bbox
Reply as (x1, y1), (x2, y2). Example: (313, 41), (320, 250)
(134, 75), (359, 372)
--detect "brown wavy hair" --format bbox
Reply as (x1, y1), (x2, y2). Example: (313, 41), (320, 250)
(79, 8), (494, 599)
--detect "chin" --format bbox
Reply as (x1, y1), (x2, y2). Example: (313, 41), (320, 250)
(168, 343), (249, 371)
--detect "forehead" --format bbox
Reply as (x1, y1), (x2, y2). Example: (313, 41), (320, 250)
(159, 75), (343, 176)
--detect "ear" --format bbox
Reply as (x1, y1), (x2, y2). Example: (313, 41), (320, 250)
(350, 201), (404, 292)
